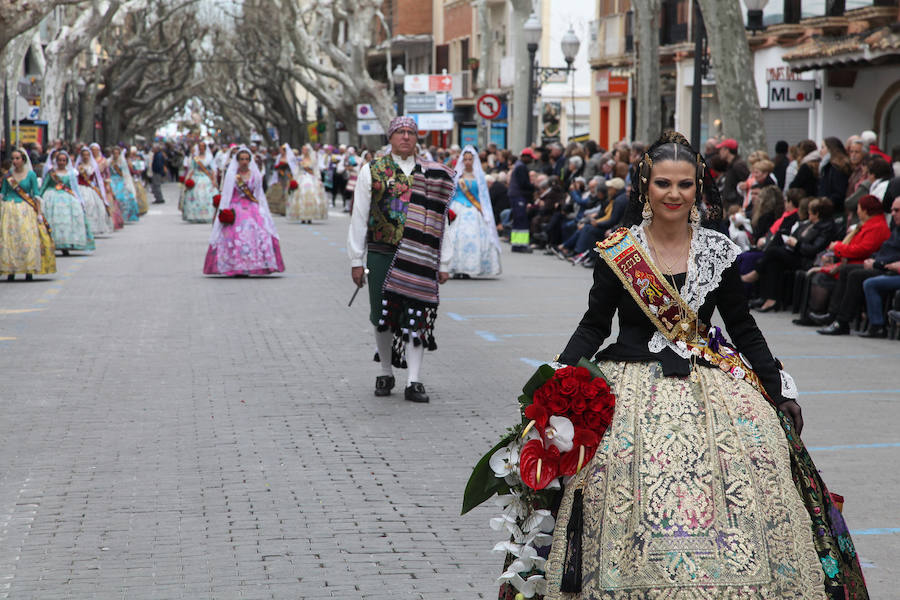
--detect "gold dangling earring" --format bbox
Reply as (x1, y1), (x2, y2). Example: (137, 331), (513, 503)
(641, 195), (653, 221)
(690, 204), (700, 226)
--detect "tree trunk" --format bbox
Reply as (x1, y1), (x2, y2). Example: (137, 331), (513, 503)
(696, 0), (766, 154)
(79, 90), (96, 143)
(632, 0), (661, 144)
(476, 0), (490, 150)
(508, 0), (531, 153)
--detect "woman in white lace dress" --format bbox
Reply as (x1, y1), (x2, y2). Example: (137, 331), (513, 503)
(445, 146), (501, 278)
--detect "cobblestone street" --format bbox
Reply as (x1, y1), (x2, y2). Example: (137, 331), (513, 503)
(0, 183), (896, 598)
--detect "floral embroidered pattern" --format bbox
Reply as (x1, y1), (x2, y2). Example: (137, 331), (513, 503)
(367, 156), (414, 247)
(544, 362), (827, 600)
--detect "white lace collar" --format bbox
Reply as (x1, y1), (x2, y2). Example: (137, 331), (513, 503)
(629, 223), (741, 357)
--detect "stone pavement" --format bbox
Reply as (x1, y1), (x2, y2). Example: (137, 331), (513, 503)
(0, 182), (896, 598)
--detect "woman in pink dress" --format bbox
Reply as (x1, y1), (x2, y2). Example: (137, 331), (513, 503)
(203, 146), (284, 276)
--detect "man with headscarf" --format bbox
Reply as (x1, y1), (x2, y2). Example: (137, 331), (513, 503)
(347, 116), (456, 404)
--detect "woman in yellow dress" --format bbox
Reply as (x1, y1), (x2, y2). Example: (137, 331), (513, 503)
(1, 148), (54, 280)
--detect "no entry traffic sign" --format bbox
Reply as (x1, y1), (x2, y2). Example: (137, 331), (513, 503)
(476, 94), (502, 120)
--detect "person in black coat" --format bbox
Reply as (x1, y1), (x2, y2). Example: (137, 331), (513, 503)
(817, 137), (851, 214)
(773, 140), (790, 189)
(742, 197), (837, 312)
(507, 149), (537, 252)
(789, 139), (820, 198)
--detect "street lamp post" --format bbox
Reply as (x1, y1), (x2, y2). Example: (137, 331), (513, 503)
(392, 63), (406, 116)
(745, 0), (769, 33)
(522, 14), (580, 147)
(690, 3), (709, 149)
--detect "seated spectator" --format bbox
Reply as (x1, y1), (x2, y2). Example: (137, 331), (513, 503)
(727, 205), (753, 252)
(857, 197), (900, 337)
(867, 156), (894, 208)
(489, 171), (510, 239)
(738, 158), (777, 213)
(558, 178), (628, 263)
(811, 195), (892, 334)
(742, 197), (836, 312)
(529, 175), (565, 248)
(818, 137), (852, 214)
(735, 186), (784, 290)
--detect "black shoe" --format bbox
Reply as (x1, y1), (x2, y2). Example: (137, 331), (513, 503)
(888, 310), (900, 325)
(817, 321), (849, 336)
(858, 325), (887, 338)
(792, 316), (816, 326)
(748, 298), (765, 309)
(808, 311), (834, 325)
(404, 382), (430, 403)
(374, 375), (395, 397)
(62, 249), (70, 256)
(755, 301), (780, 313)
(6, 274), (13, 281)
(511, 246), (533, 254)
(25, 274), (33, 281)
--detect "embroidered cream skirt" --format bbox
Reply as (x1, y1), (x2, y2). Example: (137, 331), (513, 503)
(544, 361), (827, 600)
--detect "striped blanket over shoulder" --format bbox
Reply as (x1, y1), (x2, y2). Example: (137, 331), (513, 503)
(378, 159), (455, 362)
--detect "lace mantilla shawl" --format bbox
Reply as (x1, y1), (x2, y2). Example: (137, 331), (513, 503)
(610, 224), (741, 358)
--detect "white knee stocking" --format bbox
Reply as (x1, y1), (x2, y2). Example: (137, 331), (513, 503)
(405, 341), (424, 387)
(374, 328), (394, 376)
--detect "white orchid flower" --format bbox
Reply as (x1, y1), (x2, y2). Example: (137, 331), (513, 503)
(490, 443), (519, 479)
(490, 513), (525, 542)
(496, 572), (548, 598)
(545, 415), (575, 452)
(492, 540), (521, 555)
(495, 492), (529, 520)
(509, 543), (547, 573)
(522, 509), (556, 535)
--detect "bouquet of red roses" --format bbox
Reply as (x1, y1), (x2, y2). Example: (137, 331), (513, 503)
(212, 194), (221, 209)
(184, 178), (195, 189)
(462, 359), (615, 598)
(218, 208), (235, 224)
(289, 179), (299, 190)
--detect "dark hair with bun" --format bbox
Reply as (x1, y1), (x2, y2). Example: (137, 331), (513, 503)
(624, 130), (722, 227)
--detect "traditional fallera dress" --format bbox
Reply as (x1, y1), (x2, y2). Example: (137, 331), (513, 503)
(96, 155), (125, 230)
(40, 170), (95, 251)
(203, 170), (284, 276)
(0, 171), (52, 276)
(265, 161), (289, 216)
(77, 165), (113, 235)
(288, 157), (320, 223)
(446, 177), (502, 277)
(130, 158), (150, 215)
(529, 224), (868, 599)
(181, 157), (216, 223)
(110, 160), (140, 223)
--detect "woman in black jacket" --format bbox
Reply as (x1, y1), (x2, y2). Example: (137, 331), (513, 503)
(789, 139), (820, 198)
(817, 137), (851, 213)
(742, 197), (837, 311)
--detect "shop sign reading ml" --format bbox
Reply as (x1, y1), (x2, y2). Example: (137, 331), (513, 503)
(767, 80), (815, 110)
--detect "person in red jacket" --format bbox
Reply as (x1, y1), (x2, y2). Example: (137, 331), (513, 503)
(812, 194), (891, 334)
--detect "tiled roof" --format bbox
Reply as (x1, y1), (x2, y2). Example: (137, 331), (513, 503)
(783, 24), (900, 69)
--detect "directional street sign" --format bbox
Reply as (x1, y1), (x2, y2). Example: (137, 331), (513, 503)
(476, 94), (502, 120)
(17, 78), (42, 99)
(357, 120), (385, 135)
(404, 93), (451, 113)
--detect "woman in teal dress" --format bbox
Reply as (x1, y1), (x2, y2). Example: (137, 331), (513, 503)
(181, 141), (216, 223)
(40, 150), (95, 253)
(110, 146), (140, 222)
(0, 148), (48, 280)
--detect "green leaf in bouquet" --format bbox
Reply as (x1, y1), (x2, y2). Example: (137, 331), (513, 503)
(521, 364), (557, 399)
(577, 357), (608, 382)
(461, 432), (515, 515)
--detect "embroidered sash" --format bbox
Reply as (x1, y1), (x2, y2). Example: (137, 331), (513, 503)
(194, 161), (215, 182)
(235, 175), (259, 203)
(6, 175), (50, 233)
(459, 179), (483, 214)
(49, 172), (76, 196)
(595, 228), (698, 343)
(111, 163), (123, 177)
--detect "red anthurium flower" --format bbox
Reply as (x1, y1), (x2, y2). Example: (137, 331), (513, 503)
(289, 179), (299, 190)
(212, 194), (221, 208)
(524, 402), (550, 429)
(184, 178), (195, 189)
(519, 440), (560, 491)
(447, 209), (457, 223)
(560, 444), (598, 476)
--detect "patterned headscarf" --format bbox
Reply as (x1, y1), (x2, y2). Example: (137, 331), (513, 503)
(387, 116), (417, 138)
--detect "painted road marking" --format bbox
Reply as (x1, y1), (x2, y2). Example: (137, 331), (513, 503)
(801, 389), (900, 396)
(808, 442), (900, 452)
(851, 528), (900, 536)
(0, 309), (45, 315)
